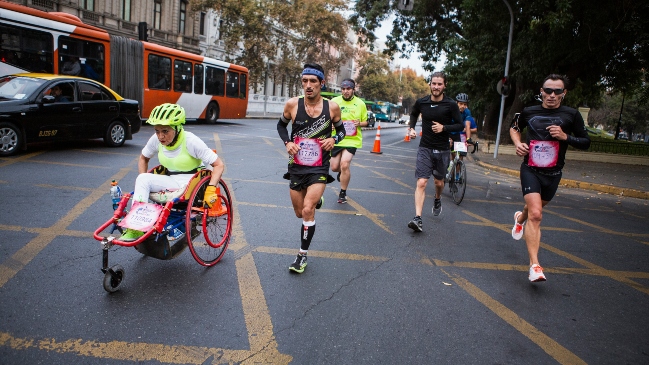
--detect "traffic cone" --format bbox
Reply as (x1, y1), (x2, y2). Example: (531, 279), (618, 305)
(370, 123), (383, 154)
(404, 131), (411, 142)
(419, 130), (422, 136)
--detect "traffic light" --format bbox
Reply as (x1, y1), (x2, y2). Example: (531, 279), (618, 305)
(398, 0), (414, 11)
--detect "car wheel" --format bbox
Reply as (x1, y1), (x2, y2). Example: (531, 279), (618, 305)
(104, 120), (126, 147)
(0, 122), (22, 156)
(205, 102), (219, 124)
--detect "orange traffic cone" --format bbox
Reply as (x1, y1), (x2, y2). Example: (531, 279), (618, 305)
(207, 187), (228, 217)
(404, 131), (411, 142)
(370, 123), (383, 154)
(419, 130), (422, 136)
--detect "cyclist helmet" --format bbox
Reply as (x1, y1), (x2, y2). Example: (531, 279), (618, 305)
(147, 103), (186, 126)
(456, 93), (469, 103)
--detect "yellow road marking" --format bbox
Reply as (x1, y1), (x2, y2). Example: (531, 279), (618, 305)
(0, 151), (45, 168)
(35, 184), (94, 192)
(545, 208), (649, 238)
(255, 246), (389, 262)
(442, 271), (587, 365)
(23, 160), (109, 168)
(458, 220), (582, 233)
(329, 187), (393, 234)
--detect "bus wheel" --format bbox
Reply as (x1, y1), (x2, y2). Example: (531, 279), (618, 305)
(205, 102), (220, 124)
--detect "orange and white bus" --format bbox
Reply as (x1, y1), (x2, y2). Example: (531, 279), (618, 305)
(0, 1), (248, 123)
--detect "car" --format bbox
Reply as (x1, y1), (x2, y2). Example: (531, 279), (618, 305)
(367, 111), (376, 127)
(399, 115), (409, 124)
(0, 73), (140, 156)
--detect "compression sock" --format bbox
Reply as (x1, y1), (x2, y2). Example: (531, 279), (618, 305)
(300, 220), (316, 251)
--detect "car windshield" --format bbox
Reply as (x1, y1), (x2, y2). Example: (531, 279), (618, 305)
(0, 76), (46, 100)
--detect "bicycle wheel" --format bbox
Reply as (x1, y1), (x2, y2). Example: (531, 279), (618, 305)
(451, 160), (467, 205)
(185, 177), (232, 266)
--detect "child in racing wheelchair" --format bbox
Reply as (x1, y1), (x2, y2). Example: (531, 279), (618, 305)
(119, 103), (225, 242)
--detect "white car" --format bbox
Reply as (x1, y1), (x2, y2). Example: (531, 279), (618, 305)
(399, 115), (410, 124)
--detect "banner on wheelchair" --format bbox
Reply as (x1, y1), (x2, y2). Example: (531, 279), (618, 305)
(118, 202), (164, 232)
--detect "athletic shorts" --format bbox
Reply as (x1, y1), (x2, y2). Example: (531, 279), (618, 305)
(289, 173), (335, 191)
(519, 163), (562, 201)
(415, 147), (450, 181)
(331, 146), (357, 157)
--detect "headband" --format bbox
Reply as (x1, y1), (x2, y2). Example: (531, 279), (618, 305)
(341, 80), (355, 89)
(302, 67), (325, 81)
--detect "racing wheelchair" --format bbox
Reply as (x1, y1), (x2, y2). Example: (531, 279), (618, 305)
(93, 166), (233, 293)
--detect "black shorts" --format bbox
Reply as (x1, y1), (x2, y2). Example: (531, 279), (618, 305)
(331, 146), (357, 157)
(289, 173), (335, 191)
(519, 163), (562, 201)
(415, 147), (450, 181)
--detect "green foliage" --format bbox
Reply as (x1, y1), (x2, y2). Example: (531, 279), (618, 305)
(191, 0), (353, 91)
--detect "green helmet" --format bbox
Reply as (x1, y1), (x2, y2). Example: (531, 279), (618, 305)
(148, 103), (186, 126)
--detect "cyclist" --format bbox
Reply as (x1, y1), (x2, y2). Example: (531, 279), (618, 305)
(449, 93), (472, 180)
(509, 74), (590, 282)
(330, 78), (368, 203)
(119, 103), (225, 242)
(407, 72), (464, 232)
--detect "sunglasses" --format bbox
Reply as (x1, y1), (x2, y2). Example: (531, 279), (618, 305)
(542, 87), (564, 95)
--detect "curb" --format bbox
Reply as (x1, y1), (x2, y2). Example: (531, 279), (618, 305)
(474, 160), (649, 200)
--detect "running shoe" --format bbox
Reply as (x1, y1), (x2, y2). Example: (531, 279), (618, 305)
(512, 211), (525, 240)
(119, 228), (144, 242)
(289, 253), (308, 273)
(336, 171), (341, 182)
(408, 216), (423, 232)
(337, 191), (347, 204)
(529, 264), (547, 282)
(316, 196), (324, 209)
(433, 199), (442, 216)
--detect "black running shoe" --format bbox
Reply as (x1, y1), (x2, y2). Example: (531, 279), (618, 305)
(337, 191), (347, 204)
(289, 253), (307, 273)
(316, 196), (324, 209)
(433, 199), (442, 216)
(408, 216), (423, 232)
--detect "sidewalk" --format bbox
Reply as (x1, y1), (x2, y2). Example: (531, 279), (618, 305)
(471, 147), (649, 200)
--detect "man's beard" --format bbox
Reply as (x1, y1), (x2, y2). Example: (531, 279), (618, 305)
(343, 94), (354, 101)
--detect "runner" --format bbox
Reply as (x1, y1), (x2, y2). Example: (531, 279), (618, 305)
(330, 78), (368, 203)
(407, 72), (464, 232)
(509, 74), (590, 282)
(277, 63), (344, 273)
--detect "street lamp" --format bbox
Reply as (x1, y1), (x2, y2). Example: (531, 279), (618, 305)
(493, 0), (514, 158)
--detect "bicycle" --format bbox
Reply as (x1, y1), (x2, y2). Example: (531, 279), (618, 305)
(445, 139), (478, 205)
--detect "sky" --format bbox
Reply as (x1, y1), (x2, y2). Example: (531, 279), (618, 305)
(374, 16), (446, 77)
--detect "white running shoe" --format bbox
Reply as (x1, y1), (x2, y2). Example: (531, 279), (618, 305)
(511, 211), (525, 240)
(529, 264), (547, 282)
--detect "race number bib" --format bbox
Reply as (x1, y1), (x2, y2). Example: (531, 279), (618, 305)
(342, 120), (358, 137)
(454, 141), (467, 153)
(528, 140), (559, 168)
(118, 202), (163, 232)
(293, 137), (323, 166)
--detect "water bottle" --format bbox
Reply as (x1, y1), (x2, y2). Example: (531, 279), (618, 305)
(110, 180), (122, 210)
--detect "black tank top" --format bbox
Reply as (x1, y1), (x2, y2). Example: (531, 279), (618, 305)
(288, 98), (332, 175)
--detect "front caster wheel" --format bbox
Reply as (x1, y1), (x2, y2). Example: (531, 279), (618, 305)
(103, 264), (125, 293)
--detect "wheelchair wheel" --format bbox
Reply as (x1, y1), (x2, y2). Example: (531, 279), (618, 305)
(103, 264), (125, 293)
(186, 177), (232, 266)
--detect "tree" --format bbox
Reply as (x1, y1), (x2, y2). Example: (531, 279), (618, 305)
(350, 0), (649, 140)
(191, 0), (354, 92)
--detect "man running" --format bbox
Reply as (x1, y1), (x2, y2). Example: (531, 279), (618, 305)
(407, 72), (464, 232)
(330, 78), (368, 203)
(510, 74), (590, 282)
(277, 63), (344, 273)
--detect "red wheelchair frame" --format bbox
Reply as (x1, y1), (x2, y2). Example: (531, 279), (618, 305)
(93, 166), (233, 292)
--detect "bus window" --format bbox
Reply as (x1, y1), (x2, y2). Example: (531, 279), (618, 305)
(205, 66), (224, 96)
(0, 24), (53, 73)
(58, 36), (105, 82)
(226, 71), (239, 98)
(239, 73), (247, 99)
(194, 64), (204, 94)
(174, 59), (192, 93)
(148, 54), (171, 90)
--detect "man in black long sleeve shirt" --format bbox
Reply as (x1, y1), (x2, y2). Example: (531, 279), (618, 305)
(407, 72), (464, 232)
(509, 74), (591, 283)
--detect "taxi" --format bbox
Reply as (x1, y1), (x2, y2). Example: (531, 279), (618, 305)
(0, 73), (140, 156)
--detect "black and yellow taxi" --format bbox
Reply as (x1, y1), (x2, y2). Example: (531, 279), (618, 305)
(0, 73), (140, 156)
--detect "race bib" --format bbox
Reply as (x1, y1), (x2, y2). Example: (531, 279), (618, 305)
(342, 120), (358, 137)
(528, 140), (559, 168)
(454, 141), (467, 153)
(293, 137), (323, 166)
(118, 202), (163, 232)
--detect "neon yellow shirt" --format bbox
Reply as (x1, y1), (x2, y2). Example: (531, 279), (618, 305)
(331, 95), (367, 148)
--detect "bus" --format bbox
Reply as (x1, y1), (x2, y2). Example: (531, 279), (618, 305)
(0, 2), (248, 123)
(371, 101), (401, 123)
